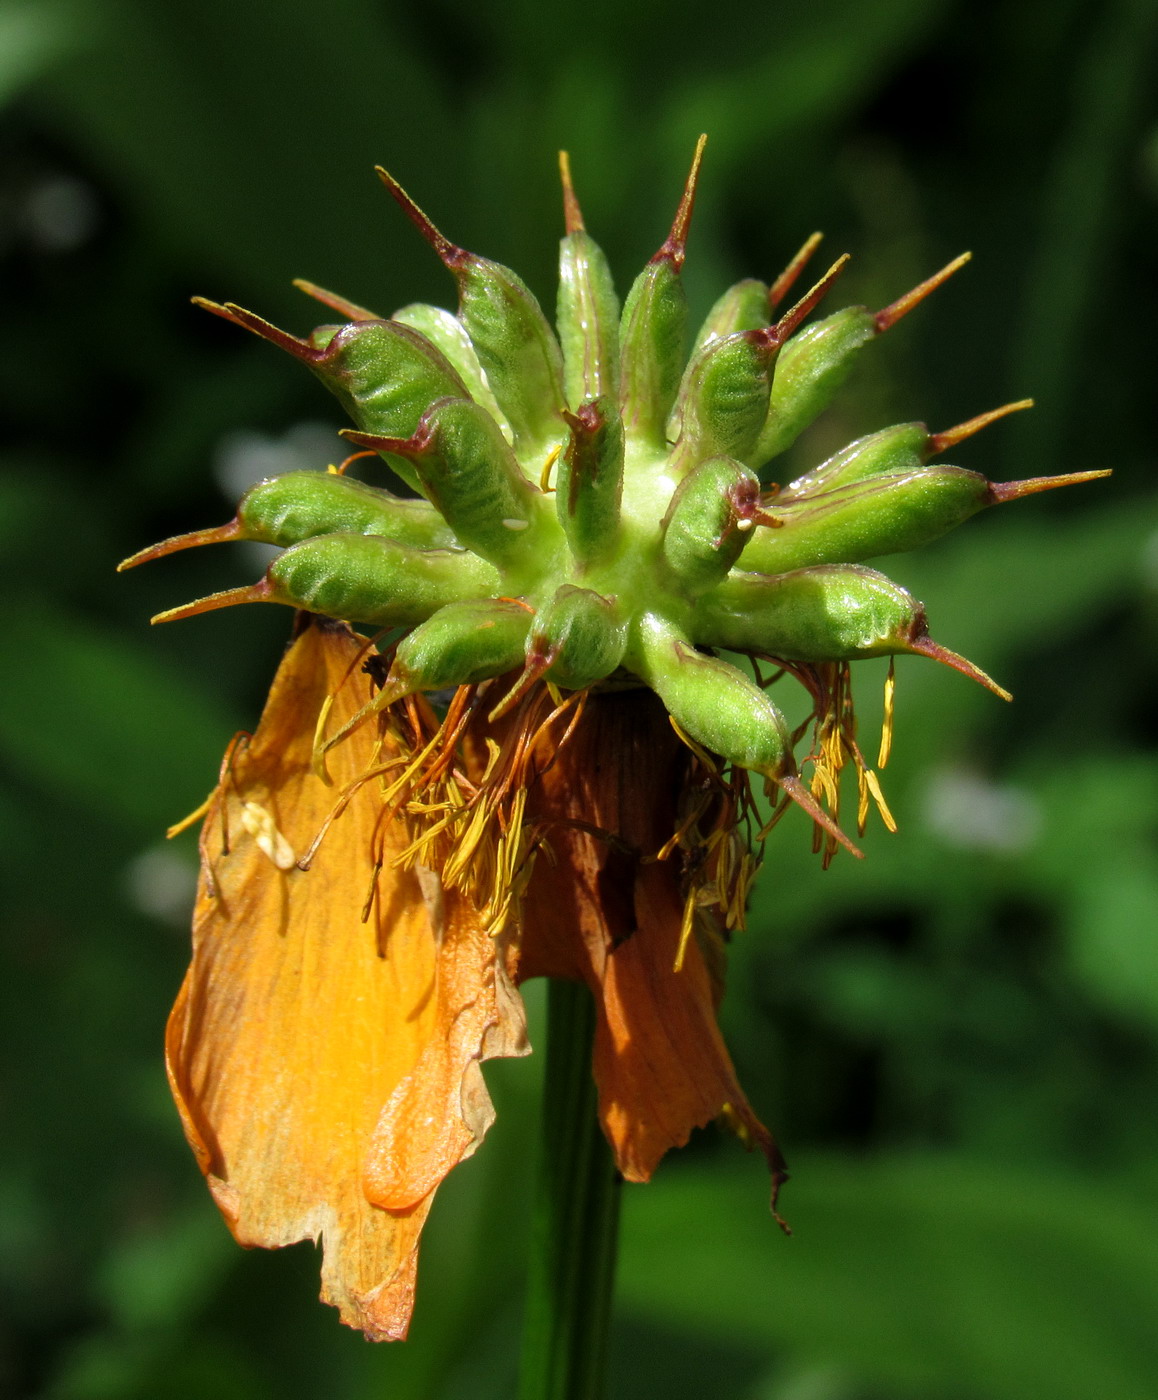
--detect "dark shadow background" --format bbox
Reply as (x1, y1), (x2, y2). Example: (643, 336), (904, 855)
(2, 0), (1157, 1396)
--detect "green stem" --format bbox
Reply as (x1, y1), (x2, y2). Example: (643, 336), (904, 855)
(518, 978), (622, 1400)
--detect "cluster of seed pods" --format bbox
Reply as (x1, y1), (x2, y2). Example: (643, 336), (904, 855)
(122, 138), (1104, 836)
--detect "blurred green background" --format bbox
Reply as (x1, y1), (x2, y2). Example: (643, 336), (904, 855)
(2, 0), (1158, 1395)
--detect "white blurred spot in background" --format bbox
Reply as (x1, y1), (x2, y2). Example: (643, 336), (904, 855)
(213, 420), (341, 497)
(922, 766), (1042, 854)
(213, 420), (343, 568)
(124, 845), (199, 928)
(21, 174), (100, 251)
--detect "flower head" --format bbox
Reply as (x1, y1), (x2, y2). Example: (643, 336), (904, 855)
(125, 139), (1106, 1338)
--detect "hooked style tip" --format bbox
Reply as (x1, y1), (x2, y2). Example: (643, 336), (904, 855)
(150, 579), (272, 624)
(928, 398), (1035, 456)
(771, 254), (851, 342)
(118, 520), (242, 571)
(193, 299), (317, 362)
(292, 279), (380, 322)
(558, 150), (585, 234)
(768, 231), (824, 310)
(375, 166), (462, 267)
(988, 468), (1112, 504)
(907, 634), (1012, 701)
(653, 133), (708, 271)
(775, 773), (864, 859)
(875, 251), (972, 333)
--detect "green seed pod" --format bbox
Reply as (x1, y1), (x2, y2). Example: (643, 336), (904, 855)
(192, 301), (472, 495)
(669, 331), (778, 475)
(781, 400), (1037, 501)
(670, 256), (849, 477)
(741, 466), (994, 574)
(343, 397), (547, 573)
(618, 138), (704, 449)
(391, 302), (512, 437)
(690, 278), (769, 357)
(152, 532), (499, 630)
(557, 153), (620, 408)
(751, 307), (878, 469)
(781, 423), (930, 500)
(531, 584), (626, 690)
(695, 563), (923, 660)
(751, 253), (973, 471)
(661, 455), (762, 595)
(693, 563), (1007, 704)
(377, 169), (567, 459)
(387, 598), (533, 698)
(555, 398), (624, 570)
(632, 615), (794, 779)
(740, 463), (1111, 576)
(118, 471), (458, 571)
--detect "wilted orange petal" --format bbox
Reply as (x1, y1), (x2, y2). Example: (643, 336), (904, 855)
(520, 690), (784, 1195)
(166, 618), (525, 1340)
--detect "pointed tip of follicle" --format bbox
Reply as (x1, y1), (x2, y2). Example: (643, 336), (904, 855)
(192, 297), (315, 361)
(767, 253), (851, 344)
(118, 521), (241, 571)
(775, 772), (864, 859)
(927, 398), (1034, 456)
(339, 426), (416, 456)
(292, 279), (380, 322)
(487, 647), (556, 723)
(150, 579), (272, 625)
(768, 232), (824, 310)
(875, 251), (971, 334)
(907, 634), (1012, 702)
(375, 165), (464, 268)
(988, 468), (1112, 504)
(558, 150), (585, 234)
(652, 133), (708, 272)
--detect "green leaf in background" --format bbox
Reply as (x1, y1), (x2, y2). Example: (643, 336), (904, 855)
(619, 1153), (1158, 1400)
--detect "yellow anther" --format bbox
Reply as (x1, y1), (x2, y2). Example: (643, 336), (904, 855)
(878, 659), (896, 769)
(540, 444), (562, 492)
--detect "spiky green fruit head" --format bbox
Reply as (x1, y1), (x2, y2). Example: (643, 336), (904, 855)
(124, 137), (1109, 832)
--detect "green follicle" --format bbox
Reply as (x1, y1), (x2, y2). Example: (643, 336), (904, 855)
(556, 398), (624, 569)
(152, 532), (498, 630)
(117, 471), (458, 572)
(617, 135), (706, 448)
(690, 279), (770, 357)
(631, 615), (860, 854)
(743, 466), (994, 573)
(529, 585), (626, 691)
(781, 399), (1037, 501)
(391, 302), (512, 438)
(750, 252), (973, 471)
(193, 300), (473, 494)
(694, 563), (1011, 699)
(741, 463), (1112, 575)
(385, 598), (534, 700)
(669, 254), (850, 476)
(342, 397), (548, 572)
(557, 152), (621, 407)
(376, 166), (567, 459)
(660, 455), (762, 595)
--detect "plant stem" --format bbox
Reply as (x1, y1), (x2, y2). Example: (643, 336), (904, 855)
(518, 977), (622, 1400)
